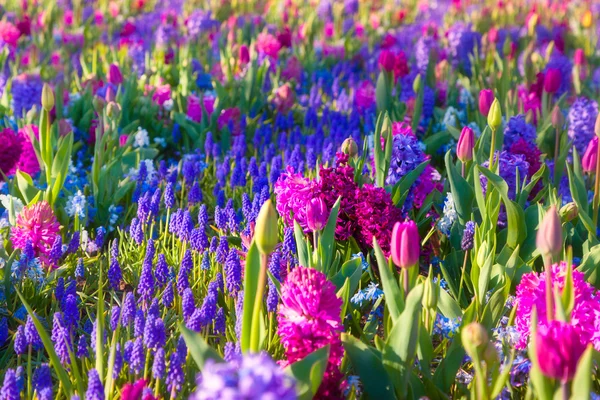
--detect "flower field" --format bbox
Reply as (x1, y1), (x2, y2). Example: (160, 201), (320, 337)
(1, 0), (600, 399)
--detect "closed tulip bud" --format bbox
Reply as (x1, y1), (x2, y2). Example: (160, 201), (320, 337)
(536, 205), (562, 257)
(574, 49), (586, 66)
(119, 134), (128, 147)
(254, 199), (279, 255)
(378, 50), (395, 73)
(391, 220), (420, 269)
(551, 105), (564, 129)
(476, 241), (488, 267)
(341, 137), (358, 157)
(423, 270), (439, 310)
(239, 45), (250, 65)
(106, 102), (121, 119)
(461, 322), (489, 359)
(582, 138), (598, 173)
(543, 68), (561, 94)
(478, 89), (494, 117)
(41, 83), (54, 111)
(487, 98), (502, 130)
(93, 97), (105, 113)
(305, 197), (329, 232)
(107, 63), (123, 85)
(413, 74), (422, 94)
(560, 202), (578, 222)
(457, 126), (475, 162)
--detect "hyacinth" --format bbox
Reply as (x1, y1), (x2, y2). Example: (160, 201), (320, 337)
(274, 167), (319, 231)
(415, 35), (438, 75)
(86, 369), (104, 400)
(11, 73), (43, 117)
(225, 249), (242, 294)
(514, 262), (600, 350)
(278, 266), (344, 398)
(461, 221), (475, 251)
(11, 201), (60, 263)
(503, 115), (537, 150)
(153, 348), (166, 379)
(385, 129), (427, 186)
(0, 128), (23, 176)
(0, 126), (40, 178)
(446, 23), (481, 77)
(568, 97), (598, 155)
(190, 353), (297, 400)
(32, 364), (53, 400)
(509, 138), (542, 177)
(480, 151), (529, 201)
(0, 368), (19, 400)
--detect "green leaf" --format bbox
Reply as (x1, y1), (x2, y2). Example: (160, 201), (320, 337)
(284, 345), (330, 400)
(15, 290), (73, 397)
(330, 257), (362, 292)
(16, 170), (40, 204)
(319, 197), (341, 274)
(445, 151), (473, 225)
(437, 288), (462, 319)
(566, 163), (596, 235)
(180, 324), (223, 369)
(376, 71), (391, 114)
(241, 241), (261, 353)
(342, 334), (396, 399)
(294, 221), (310, 267)
(373, 238), (404, 322)
(391, 160), (430, 208)
(571, 345), (594, 400)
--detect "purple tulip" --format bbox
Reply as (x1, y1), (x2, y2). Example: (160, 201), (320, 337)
(544, 68), (561, 94)
(305, 197), (329, 232)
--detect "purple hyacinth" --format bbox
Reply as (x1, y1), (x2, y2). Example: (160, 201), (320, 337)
(130, 337), (145, 375)
(190, 228), (208, 252)
(415, 36), (439, 75)
(134, 309), (145, 338)
(214, 205), (226, 230)
(138, 242), (156, 301)
(75, 258), (85, 279)
(177, 250), (193, 294)
(568, 97), (598, 155)
(25, 315), (42, 350)
(113, 344), (123, 379)
(164, 182), (175, 209)
(55, 277), (65, 304)
(461, 221), (476, 251)
(480, 151), (530, 201)
(62, 294), (79, 329)
(85, 369), (104, 400)
(66, 231), (80, 255)
(0, 318), (7, 346)
(179, 211), (194, 242)
(503, 114), (537, 150)
(182, 289), (196, 321)
(166, 352), (185, 393)
(150, 188), (161, 217)
(76, 334), (88, 358)
(190, 353), (297, 400)
(155, 254), (169, 287)
(267, 252), (282, 312)
(209, 236), (218, 252)
(0, 368), (20, 400)
(216, 236), (229, 264)
(201, 251), (210, 270)
(188, 182), (203, 205)
(235, 290), (244, 343)
(52, 314), (71, 365)
(225, 249), (242, 294)
(223, 342), (239, 362)
(110, 306), (121, 331)
(14, 326), (26, 355)
(122, 292), (136, 325)
(198, 204), (208, 228)
(130, 217), (144, 245)
(163, 281), (175, 308)
(152, 348), (166, 379)
(144, 317), (166, 350)
(198, 281), (218, 326)
(214, 307), (225, 335)
(95, 227), (106, 249)
(11, 73), (42, 117)
(32, 364), (53, 400)
(49, 235), (63, 265)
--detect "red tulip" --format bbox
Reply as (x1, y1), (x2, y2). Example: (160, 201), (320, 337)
(391, 220), (420, 268)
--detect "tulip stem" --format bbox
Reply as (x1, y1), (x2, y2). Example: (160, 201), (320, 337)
(489, 128), (496, 169)
(403, 267), (410, 297)
(593, 143), (600, 228)
(458, 250), (469, 306)
(554, 126), (560, 181)
(543, 254), (554, 321)
(561, 382), (569, 400)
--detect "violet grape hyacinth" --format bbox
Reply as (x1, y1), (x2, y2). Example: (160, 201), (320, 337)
(568, 97), (598, 155)
(190, 353), (297, 400)
(278, 266), (344, 398)
(85, 369), (104, 400)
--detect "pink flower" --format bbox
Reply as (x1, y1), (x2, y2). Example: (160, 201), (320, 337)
(281, 56), (302, 82)
(256, 32), (281, 59)
(390, 220), (420, 268)
(121, 379), (156, 400)
(305, 197), (329, 232)
(278, 266), (344, 398)
(536, 321), (586, 383)
(10, 126), (40, 177)
(0, 21), (21, 47)
(119, 134), (128, 147)
(515, 262), (600, 350)
(273, 83), (295, 113)
(583, 137), (598, 173)
(274, 167), (319, 230)
(107, 63), (123, 85)
(151, 84), (171, 106)
(0, 128), (23, 177)
(187, 94), (214, 123)
(217, 107), (241, 135)
(354, 80), (375, 110)
(11, 201), (60, 262)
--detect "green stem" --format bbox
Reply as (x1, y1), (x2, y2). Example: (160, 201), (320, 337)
(458, 250), (469, 307)
(249, 254), (269, 352)
(544, 255), (554, 321)
(488, 127), (496, 169)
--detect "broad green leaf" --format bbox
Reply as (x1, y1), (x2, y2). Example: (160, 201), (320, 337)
(571, 345), (594, 400)
(293, 221), (310, 267)
(437, 287), (462, 319)
(241, 241), (261, 353)
(180, 325), (224, 369)
(284, 345), (329, 400)
(445, 151), (473, 224)
(373, 238), (404, 321)
(16, 170), (40, 204)
(319, 197), (341, 274)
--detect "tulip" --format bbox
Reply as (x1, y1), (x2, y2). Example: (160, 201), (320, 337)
(107, 63), (123, 85)
(378, 50), (395, 73)
(543, 68), (561, 93)
(305, 197), (329, 232)
(239, 45), (250, 65)
(41, 83), (54, 111)
(536, 321), (586, 383)
(574, 48), (586, 66)
(536, 205), (562, 257)
(582, 138), (598, 173)
(119, 134), (128, 147)
(487, 98), (502, 130)
(391, 220), (420, 269)
(341, 137), (358, 157)
(461, 322), (489, 359)
(551, 105), (564, 129)
(478, 89), (494, 117)
(560, 202), (578, 222)
(254, 200), (279, 255)
(412, 74), (422, 94)
(457, 126), (475, 162)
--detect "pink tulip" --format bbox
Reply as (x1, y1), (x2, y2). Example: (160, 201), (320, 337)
(536, 321), (586, 383)
(457, 126), (475, 162)
(536, 205), (562, 257)
(574, 49), (586, 66)
(306, 197), (329, 232)
(107, 63), (123, 85)
(239, 44), (250, 65)
(391, 220), (420, 268)
(378, 50), (395, 73)
(543, 68), (561, 93)
(119, 134), (128, 147)
(478, 89), (494, 117)
(582, 137), (598, 173)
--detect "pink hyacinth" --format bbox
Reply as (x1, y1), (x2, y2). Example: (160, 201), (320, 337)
(11, 201), (60, 262)
(274, 167), (319, 230)
(514, 262), (600, 351)
(536, 321), (586, 383)
(151, 84), (171, 106)
(278, 266), (344, 398)
(0, 21), (21, 47)
(256, 32), (281, 59)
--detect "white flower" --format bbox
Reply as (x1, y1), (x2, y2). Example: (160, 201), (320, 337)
(134, 127), (150, 148)
(0, 195), (24, 215)
(437, 193), (458, 236)
(65, 190), (87, 218)
(163, 99), (174, 111)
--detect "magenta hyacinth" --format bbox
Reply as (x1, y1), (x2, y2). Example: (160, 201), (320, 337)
(278, 266), (344, 398)
(514, 262), (600, 350)
(11, 201), (60, 263)
(536, 321), (587, 383)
